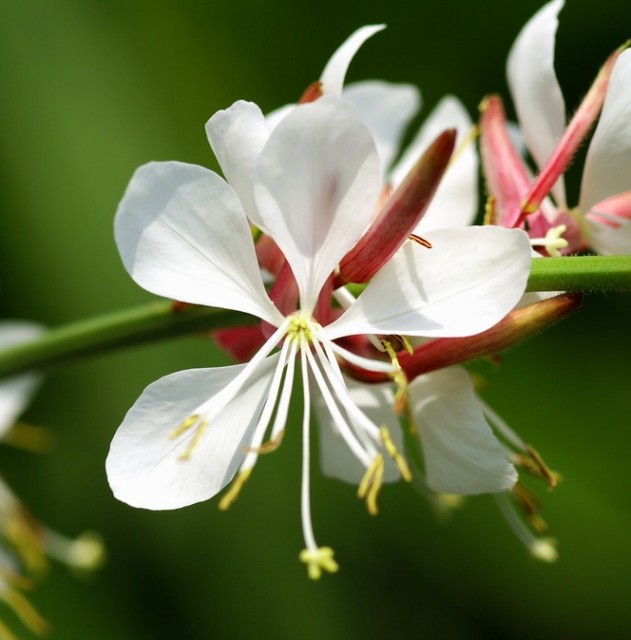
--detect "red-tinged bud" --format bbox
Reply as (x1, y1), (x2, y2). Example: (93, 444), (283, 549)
(522, 42), (631, 219)
(337, 129), (456, 285)
(298, 81), (323, 104)
(213, 325), (266, 362)
(261, 260), (299, 339)
(255, 234), (285, 277)
(586, 189), (631, 228)
(479, 95), (532, 228)
(344, 293), (582, 384)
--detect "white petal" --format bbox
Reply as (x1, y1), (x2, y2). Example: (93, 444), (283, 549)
(409, 368), (516, 494)
(327, 226), (531, 339)
(579, 50), (631, 213)
(265, 103), (294, 133)
(254, 97), (381, 313)
(390, 96), (478, 230)
(320, 25), (386, 96)
(507, 0), (567, 206)
(106, 357), (278, 510)
(205, 101), (270, 230)
(115, 161), (283, 326)
(0, 322), (44, 438)
(585, 217), (631, 255)
(343, 80), (421, 174)
(316, 379), (404, 484)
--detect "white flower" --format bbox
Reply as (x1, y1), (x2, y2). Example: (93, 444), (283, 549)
(0, 322), (43, 440)
(507, 0), (631, 254)
(107, 90), (531, 577)
(319, 368), (515, 495)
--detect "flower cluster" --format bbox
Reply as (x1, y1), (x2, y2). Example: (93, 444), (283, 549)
(105, 1), (630, 579)
(0, 323), (105, 636)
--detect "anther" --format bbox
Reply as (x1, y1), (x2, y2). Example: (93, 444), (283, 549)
(218, 468), (252, 511)
(408, 234), (432, 249)
(511, 483), (547, 533)
(178, 420), (208, 461)
(381, 340), (408, 414)
(379, 426), (412, 482)
(246, 430), (285, 454)
(357, 455), (385, 515)
(515, 445), (560, 490)
(168, 414), (198, 440)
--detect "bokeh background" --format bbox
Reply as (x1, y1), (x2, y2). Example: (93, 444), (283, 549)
(0, 0), (630, 637)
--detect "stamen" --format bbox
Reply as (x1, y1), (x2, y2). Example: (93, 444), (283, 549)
(218, 468), (252, 511)
(379, 426), (412, 482)
(391, 335), (414, 355)
(515, 445), (560, 490)
(451, 123), (479, 165)
(241, 337), (294, 468)
(43, 529), (106, 571)
(177, 419), (208, 461)
(357, 455), (384, 515)
(0, 587), (49, 636)
(168, 414), (198, 440)
(381, 340), (408, 414)
(2, 422), (54, 454)
(495, 493), (558, 563)
(511, 483), (547, 533)
(529, 224), (568, 257)
(246, 431), (285, 454)
(484, 195), (496, 225)
(408, 234), (432, 249)
(299, 547), (339, 580)
(304, 343), (373, 467)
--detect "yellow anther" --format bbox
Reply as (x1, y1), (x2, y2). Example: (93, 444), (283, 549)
(1, 587), (49, 636)
(168, 414), (199, 440)
(390, 335), (414, 356)
(381, 340), (408, 414)
(515, 445), (560, 490)
(529, 537), (559, 563)
(379, 426), (412, 482)
(218, 468), (252, 511)
(484, 195), (496, 225)
(430, 493), (466, 522)
(246, 430), (285, 454)
(4, 512), (47, 576)
(2, 422), (54, 454)
(177, 420), (208, 461)
(511, 483), (547, 533)
(299, 546), (339, 580)
(357, 455), (384, 515)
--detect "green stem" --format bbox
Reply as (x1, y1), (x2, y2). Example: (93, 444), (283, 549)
(527, 255), (631, 291)
(0, 302), (250, 379)
(0, 256), (630, 380)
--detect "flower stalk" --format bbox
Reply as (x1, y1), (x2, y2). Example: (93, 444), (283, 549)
(0, 256), (629, 382)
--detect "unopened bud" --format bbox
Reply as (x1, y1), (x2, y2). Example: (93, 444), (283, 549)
(344, 293), (582, 384)
(337, 129), (456, 285)
(479, 95), (532, 228)
(522, 41), (631, 217)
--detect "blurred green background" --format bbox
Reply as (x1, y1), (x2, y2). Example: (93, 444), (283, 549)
(0, 0), (630, 637)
